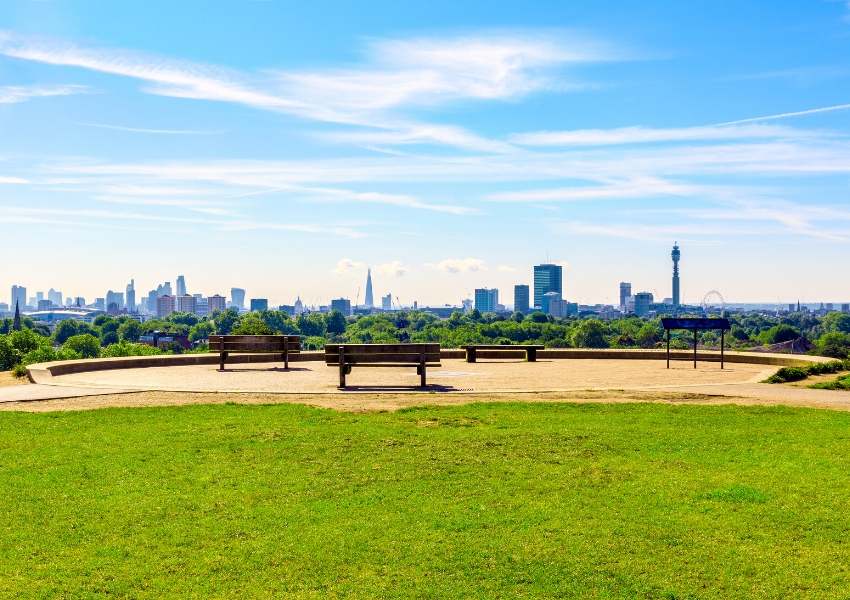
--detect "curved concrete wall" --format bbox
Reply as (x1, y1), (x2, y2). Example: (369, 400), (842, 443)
(26, 348), (828, 384)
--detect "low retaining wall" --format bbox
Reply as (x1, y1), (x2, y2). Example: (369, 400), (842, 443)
(27, 348), (827, 384)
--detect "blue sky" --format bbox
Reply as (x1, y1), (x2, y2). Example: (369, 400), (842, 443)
(2, 0), (850, 307)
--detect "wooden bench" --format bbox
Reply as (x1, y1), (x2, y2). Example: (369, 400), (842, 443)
(461, 344), (545, 363)
(325, 343), (441, 388)
(209, 335), (301, 370)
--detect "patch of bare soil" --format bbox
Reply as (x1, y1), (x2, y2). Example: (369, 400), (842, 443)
(0, 372), (29, 387)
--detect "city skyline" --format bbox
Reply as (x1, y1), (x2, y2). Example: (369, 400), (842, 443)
(2, 2), (850, 303)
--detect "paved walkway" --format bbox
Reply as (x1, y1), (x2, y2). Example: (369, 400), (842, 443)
(3, 358), (848, 411)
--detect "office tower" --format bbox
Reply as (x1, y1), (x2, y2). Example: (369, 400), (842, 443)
(94, 298), (105, 311)
(331, 298), (352, 316)
(36, 291), (44, 303)
(208, 294), (227, 313)
(533, 264), (563, 310)
(11, 285), (26, 312)
(634, 292), (654, 317)
(543, 291), (563, 317)
(176, 275), (187, 297)
(364, 268), (374, 308)
(48, 288), (62, 307)
(176, 295), (197, 314)
(157, 295), (175, 318)
(231, 288), (246, 310)
(619, 282), (632, 311)
(514, 284), (530, 314)
(788, 303), (795, 313)
(126, 279), (136, 313)
(671, 243), (681, 308)
(842, 304), (850, 313)
(474, 288), (499, 313)
(105, 290), (124, 310)
(826, 303), (834, 312)
(250, 298), (268, 312)
(294, 296), (305, 315)
(381, 293), (393, 311)
(37, 299), (52, 311)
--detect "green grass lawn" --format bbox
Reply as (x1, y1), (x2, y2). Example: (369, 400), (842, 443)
(2, 402), (850, 599)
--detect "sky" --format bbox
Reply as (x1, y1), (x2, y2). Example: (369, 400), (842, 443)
(2, 0), (850, 308)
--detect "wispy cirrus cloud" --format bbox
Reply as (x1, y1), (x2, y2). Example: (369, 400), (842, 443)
(0, 83), (88, 104)
(375, 261), (409, 277)
(78, 122), (224, 135)
(333, 258), (365, 274)
(717, 103), (850, 125)
(487, 176), (700, 203)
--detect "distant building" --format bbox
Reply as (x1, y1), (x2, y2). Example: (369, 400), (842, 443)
(826, 303), (834, 312)
(176, 275), (187, 297)
(231, 287), (246, 310)
(331, 298), (352, 316)
(278, 305), (295, 316)
(381, 293), (393, 311)
(250, 298), (268, 312)
(534, 264), (562, 310)
(543, 291), (565, 317)
(788, 303), (796, 313)
(105, 290), (124, 310)
(11, 285), (26, 312)
(156, 295), (175, 318)
(294, 296), (305, 315)
(634, 292), (654, 317)
(364, 268), (374, 308)
(93, 298), (105, 311)
(208, 294), (227, 314)
(47, 288), (63, 307)
(474, 288), (499, 313)
(176, 295), (196, 314)
(126, 279), (136, 313)
(514, 285), (530, 314)
(842, 304), (849, 313)
(195, 296), (209, 317)
(619, 282), (632, 311)
(37, 299), (52, 311)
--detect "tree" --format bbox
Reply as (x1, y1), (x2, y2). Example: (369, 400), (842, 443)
(118, 320), (142, 342)
(816, 332), (850, 359)
(326, 310), (347, 336)
(759, 324), (801, 345)
(213, 308), (240, 335)
(62, 334), (101, 358)
(528, 311), (549, 324)
(189, 321), (215, 342)
(296, 312), (326, 337)
(822, 312), (850, 335)
(571, 319), (609, 348)
(8, 329), (47, 355)
(231, 313), (273, 335)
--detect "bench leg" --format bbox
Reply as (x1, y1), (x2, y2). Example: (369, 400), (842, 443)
(466, 348), (476, 363)
(527, 348), (537, 362)
(284, 348), (289, 370)
(339, 362), (346, 388)
(219, 352), (228, 371)
(420, 356), (427, 387)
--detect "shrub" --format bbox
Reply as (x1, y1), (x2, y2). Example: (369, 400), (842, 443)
(62, 334), (101, 359)
(815, 332), (850, 359)
(8, 329), (49, 355)
(20, 346), (82, 366)
(0, 336), (20, 371)
(765, 367), (808, 384)
(101, 341), (163, 358)
(11, 363), (29, 378)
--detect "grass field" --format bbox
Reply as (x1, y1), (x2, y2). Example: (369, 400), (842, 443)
(2, 402), (850, 598)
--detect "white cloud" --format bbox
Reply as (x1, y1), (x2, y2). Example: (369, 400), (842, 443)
(497, 265), (517, 272)
(487, 177), (699, 203)
(0, 176), (29, 184)
(375, 261), (408, 277)
(78, 122), (223, 135)
(333, 258), (365, 275)
(0, 83), (88, 104)
(427, 257), (486, 273)
(510, 123), (818, 147)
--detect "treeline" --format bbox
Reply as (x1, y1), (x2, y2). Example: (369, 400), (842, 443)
(2, 308), (850, 376)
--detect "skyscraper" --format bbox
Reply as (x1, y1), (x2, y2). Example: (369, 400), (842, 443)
(231, 288), (246, 310)
(364, 268), (374, 308)
(48, 288), (63, 307)
(619, 282), (632, 311)
(474, 288), (498, 313)
(176, 275), (187, 297)
(249, 298), (268, 312)
(126, 279), (136, 313)
(533, 264), (563, 310)
(514, 285), (530, 314)
(671, 243), (681, 308)
(381, 293), (392, 311)
(11, 285), (26, 311)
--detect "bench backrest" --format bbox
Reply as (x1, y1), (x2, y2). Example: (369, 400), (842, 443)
(325, 343), (440, 365)
(209, 335), (301, 353)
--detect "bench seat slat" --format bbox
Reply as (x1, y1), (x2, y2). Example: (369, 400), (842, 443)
(325, 354), (440, 364)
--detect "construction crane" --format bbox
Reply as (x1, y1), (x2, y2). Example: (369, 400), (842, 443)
(354, 286), (360, 308)
(394, 295), (402, 310)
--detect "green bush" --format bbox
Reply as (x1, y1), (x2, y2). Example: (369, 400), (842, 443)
(765, 367), (808, 384)
(20, 346), (82, 366)
(11, 363), (29, 378)
(62, 334), (102, 359)
(101, 341), (164, 358)
(811, 374), (850, 391)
